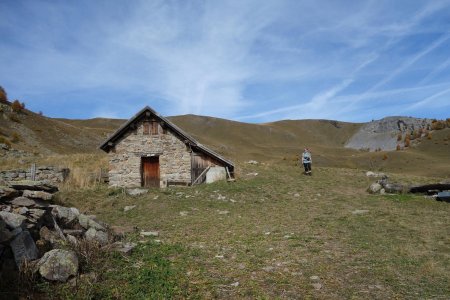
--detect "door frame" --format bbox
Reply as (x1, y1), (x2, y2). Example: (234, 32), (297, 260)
(141, 156), (160, 187)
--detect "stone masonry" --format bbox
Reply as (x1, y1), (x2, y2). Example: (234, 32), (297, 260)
(0, 166), (69, 184)
(108, 120), (192, 188)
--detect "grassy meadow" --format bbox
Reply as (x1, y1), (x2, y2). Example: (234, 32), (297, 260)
(33, 161), (450, 299)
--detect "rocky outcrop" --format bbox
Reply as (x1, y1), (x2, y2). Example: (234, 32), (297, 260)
(346, 117), (433, 151)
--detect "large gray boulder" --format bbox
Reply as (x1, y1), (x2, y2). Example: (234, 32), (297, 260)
(8, 180), (58, 193)
(368, 183), (382, 194)
(37, 249), (78, 282)
(0, 211), (27, 229)
(10, 230), (39, 267)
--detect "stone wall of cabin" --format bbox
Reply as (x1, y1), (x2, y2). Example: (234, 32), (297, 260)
(108, 120), (192, 188)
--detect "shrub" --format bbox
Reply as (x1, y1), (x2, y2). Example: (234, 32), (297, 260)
(9, 114), (21, 123)
(446, 118), (450, 128)
(11, 132), (20, 143)
(427, 133), (432, 140)
(383, 154), (388, 160)
(0, 136), (11, 147)
(431, 120), (446, 130)
(0, 86), (7, 103)
(397, 132), (402, 141)
(404, 135), (410, 147)
(396, 144), (401, 151)
(11, 100), (23, 113)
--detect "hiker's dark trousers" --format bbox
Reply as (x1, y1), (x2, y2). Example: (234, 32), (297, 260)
(303, 163), (311, 173)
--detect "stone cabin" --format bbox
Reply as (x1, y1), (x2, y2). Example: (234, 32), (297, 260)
(100, 106), (234, 188)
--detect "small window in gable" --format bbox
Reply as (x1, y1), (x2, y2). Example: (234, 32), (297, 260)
(151, 121), (159, 135)
(143, 122), (150, 135)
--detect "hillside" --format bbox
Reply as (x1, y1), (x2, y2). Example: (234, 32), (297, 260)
(1, 102), (449, 177)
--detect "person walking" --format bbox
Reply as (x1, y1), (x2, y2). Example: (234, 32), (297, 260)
(301, 148), (312, 175)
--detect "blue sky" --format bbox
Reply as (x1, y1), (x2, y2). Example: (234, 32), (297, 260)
(1, 0), (450, 123)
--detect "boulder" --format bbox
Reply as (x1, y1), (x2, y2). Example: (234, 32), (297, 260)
(39, 226), (63, 245)
(8, 180), (58, 193)
(126, 188), (148, 196)
(11, 196), (36, 207)
(10, 231), (39, 267)
(85, 228), (109, 246)
(51, 206), (79, 226)
(37, 249), (78, 282)
(78, 214), (106, 231)
(22, 190), (53, 201)
(0, 187), (19, 201)
(0, 211), (27, 229)
(368, 183), (382, 194)
(383, 182), (405, 194)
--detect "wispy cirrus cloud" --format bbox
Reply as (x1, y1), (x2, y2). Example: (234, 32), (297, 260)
(0, 0), (450, 121)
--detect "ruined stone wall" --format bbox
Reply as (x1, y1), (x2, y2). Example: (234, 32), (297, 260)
(108, 120), (192, 188)
(0, 166), (70, 184)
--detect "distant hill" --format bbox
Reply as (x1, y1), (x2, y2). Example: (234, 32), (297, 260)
(0, 102), (449, 177)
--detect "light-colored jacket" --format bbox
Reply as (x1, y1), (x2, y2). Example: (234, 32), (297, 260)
(302, 151), (312, 164)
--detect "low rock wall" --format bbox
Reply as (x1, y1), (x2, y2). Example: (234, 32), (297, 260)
(0, 166), (70, 184)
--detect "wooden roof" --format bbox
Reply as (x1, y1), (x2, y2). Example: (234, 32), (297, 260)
(99, 106), (234, 170)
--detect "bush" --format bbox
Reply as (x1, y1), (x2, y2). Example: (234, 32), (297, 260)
(446, 118), (450, 128)
(11, 100), (23, 113)
(397, 132), (402, 141)
(431, 120), (446, 130)
(0, 86), (7, 103)
(11, 132), (20, 143)
(396, 144), (401, 151)
(9, 114), (21, 123)
(383, 154), (388, 160)
(0, 136), (11, 147)
(427, 133), (432, 140)
(404, 135), (411, 147)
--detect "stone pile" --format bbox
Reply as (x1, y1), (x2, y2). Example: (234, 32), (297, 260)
(0, 179), (134, 283)
(367, 176), (406, 194)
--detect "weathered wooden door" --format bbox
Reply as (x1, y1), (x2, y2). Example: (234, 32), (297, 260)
(141, 157), (159, 187)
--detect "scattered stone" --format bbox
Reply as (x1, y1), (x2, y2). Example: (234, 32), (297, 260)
(230, 281), (240, 287)
(217, 194), (226, 200)
(246, 172), (258, 176)
(0, 211), (27, 229)
(383, 182), (405, 194)
(366, 171), (386, 178)
(10, 231), (39, 267)
(126, 188), (148, 196)
(85, 228), (109, 246)
(107, 241), (137, 255)
(124, 205), (136, 212)
(246, 160), (259, 164)
(310, 275), (320, 281)
(368, 183), (382, 194)
(66, 234), (78, 245)
(294, 193), (300, 197)
(22, 190), (53, 201)
(262, 266), (275, 272)
(52, 206), (79, 226)
(140, 231), (159, 237)
(352, 209), (370, 215)
(11, 196), (36, 207)
(179, 211), (188, 216)
(215, 255), (224, 259)
(17, 207), (29, 215)
(218, 210), (229, 215)
(78, 214), (106, 231)
(312, 282), (322, 290)
(37, 249), (78, 282)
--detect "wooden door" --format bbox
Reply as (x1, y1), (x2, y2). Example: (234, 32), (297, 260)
(141, 157), (159, 187)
